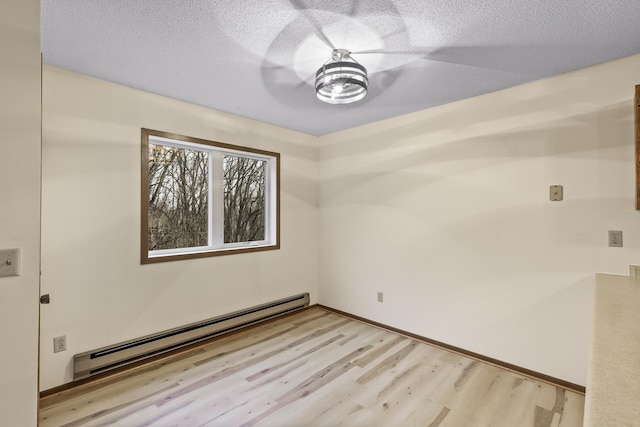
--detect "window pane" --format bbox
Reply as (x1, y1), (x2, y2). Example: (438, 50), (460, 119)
(223, 155), (266, 243)
(148, 144), (208, 250)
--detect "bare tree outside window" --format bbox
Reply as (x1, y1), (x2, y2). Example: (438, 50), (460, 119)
(141, 129), (279, 263)
(223, 155), (266, 243)
(148, 144), (208, 250)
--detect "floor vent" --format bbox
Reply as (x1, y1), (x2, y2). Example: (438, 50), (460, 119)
(73, 293), (310, 380)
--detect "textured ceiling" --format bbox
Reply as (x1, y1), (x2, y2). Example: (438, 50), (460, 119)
(42, 0), (640, 136)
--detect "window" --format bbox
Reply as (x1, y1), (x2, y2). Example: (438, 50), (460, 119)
(141, 129), (280, 263)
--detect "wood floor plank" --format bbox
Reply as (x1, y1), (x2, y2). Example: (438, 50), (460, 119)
(244, 333), (345, 382)
(356, 340), (419, 385)
(39, 307), (584, 427)
(302, 379), (372, 426)
(558, 389), (586, 427)
(236, 346), (371, 426)
(39, 375), (179, 426)
(356, 346), (458, 426)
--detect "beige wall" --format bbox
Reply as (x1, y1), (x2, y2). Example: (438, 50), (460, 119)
(318, 53), (640, 386)
(0, 0), (41, 424)
(40, 66), (319, 390)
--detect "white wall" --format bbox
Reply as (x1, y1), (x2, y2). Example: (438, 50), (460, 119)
(318, 54), (640, 386)
(40, 66), (319, 390)
(0, 0), (41, 424)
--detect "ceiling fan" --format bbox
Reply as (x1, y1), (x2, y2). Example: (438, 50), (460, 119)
(263, 0), (519, 107)
(285, 0), (435, 105)
(288, 1), (470, 105)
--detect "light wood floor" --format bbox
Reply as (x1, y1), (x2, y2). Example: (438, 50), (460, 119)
(39, 307), (584, 426)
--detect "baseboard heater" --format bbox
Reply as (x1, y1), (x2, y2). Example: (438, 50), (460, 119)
(73, 292), (310, 380)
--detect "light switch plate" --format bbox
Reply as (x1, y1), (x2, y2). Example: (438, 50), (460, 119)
(0, 248), (21, 277)
(550, 185), (563, 201)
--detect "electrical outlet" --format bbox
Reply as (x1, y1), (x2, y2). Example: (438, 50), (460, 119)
(53, 335), (66, 353)
(377, 292), (384, 303)
(0, 248), (20, 277)
(608, 230), (623, 247)
(549, 185), (563, 201)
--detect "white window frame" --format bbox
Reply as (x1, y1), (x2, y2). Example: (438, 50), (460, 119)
(141, 129), (280, 263)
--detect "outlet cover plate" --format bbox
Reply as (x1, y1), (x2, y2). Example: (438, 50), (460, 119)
(550, 185), (563, 201)
(53, 335), (66, 353)
(608, 230), (623, 247)
(0, 248), (20, 277)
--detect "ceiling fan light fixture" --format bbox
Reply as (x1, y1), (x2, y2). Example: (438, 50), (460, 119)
(315, 49), (368, 105)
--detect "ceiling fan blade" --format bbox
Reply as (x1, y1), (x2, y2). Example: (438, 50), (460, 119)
(352, 46), (537, 74)
(262, 62), (314, 88)
(346, 0), (363, 17)
(353, 49), (430, 57)
(380, 25), (408, 41)
(289, 0), (335, 50)
(423, 46), (562, 74)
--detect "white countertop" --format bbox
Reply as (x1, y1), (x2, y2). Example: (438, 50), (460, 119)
(585, 273), (640, 426)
